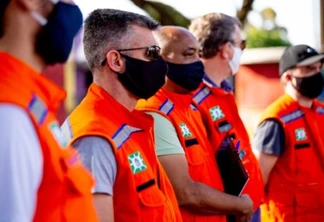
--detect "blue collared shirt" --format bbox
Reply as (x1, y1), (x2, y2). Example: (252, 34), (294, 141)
(203, 74), (233, 93)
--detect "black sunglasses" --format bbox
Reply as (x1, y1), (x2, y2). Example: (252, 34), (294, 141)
(229, 39), (246, 50)
(241, 40), (246, 50)
(101, 45), (161, 66)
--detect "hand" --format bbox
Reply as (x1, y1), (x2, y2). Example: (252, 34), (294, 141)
(237, 194), (253, 221)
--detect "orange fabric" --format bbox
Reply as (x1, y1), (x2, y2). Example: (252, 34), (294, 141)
(259, 93), (324, 222)
(66, 83), (182, 222)
(194, 83), (264, 210)
(137, 87), (226, 222)
(0, 52), (98, 221)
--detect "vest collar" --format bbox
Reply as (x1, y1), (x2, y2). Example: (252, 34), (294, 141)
(88, 83), (153, 130)
(203, 74), (233, 93)
(160, 87), (194, 108)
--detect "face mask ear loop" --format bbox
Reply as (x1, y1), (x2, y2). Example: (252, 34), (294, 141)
(49, 0), (59, 4)
(289, 74), (299, 91)
(30, 0), (60, 26)
(30, 11), (48, 26)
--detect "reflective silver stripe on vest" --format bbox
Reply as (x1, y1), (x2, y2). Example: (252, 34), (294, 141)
(193, 86), (211, 104)
(112, 124), (143, 149)
(280, 109), (304, 124)
(190, 104), (198, 111)
(158, 100), (174, 115)
(316, 106), (324, 114)
(61, 119), (73, 141)
(27, 95), (48, 125)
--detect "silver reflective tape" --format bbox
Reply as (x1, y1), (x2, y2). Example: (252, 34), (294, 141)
(28, 95), (48, 124)
(316, 106), (324, 114)
(158, 100), (174, 115)
(190, 104), (198, 111)
(113, 125), (142, 149)
(61, 119), (73, 141)
(193, 87), (211, 104)
(280, 110), (303, 124)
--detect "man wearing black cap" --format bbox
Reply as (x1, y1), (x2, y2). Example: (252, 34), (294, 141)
(253, 45), (324, 221)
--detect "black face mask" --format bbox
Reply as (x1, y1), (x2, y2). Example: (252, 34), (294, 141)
(117, 54), (167, 99)
(166, 61), (205, 91)
(292, 72), (324, 98)
(36, 2), (83, 65)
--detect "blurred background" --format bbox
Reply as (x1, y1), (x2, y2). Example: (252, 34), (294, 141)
(46, 0), (324, 137)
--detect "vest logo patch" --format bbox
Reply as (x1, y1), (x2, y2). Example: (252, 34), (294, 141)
(295, 128), (307, 141)
(49, 122), (68, 148)
(128, 151), (147, 174)
(180, 123), (192, 138)
(209, 106), (225, 121)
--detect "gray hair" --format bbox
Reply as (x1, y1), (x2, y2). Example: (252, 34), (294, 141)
(83, 9), (159, 71)
(189, 13), (241, 59)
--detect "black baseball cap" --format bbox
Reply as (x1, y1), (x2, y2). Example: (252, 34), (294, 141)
(279, 45), (324, 76)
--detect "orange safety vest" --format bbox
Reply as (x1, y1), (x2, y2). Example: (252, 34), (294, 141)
(259, 93), (324, 222)
(137, 87), (226, 222)
(0, 52), (98, 221)
(193, 83), (264, 210)
(64, 83), (182, 222)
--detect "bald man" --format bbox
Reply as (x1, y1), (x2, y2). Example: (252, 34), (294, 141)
(137, 26), (253, 222)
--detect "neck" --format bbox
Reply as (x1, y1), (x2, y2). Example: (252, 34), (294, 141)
(202, 57), (230, 86)
(164, 78), (191, 94)
(286, 84), (313, 108)
(94, 70), (137, 111)
(0, 16), (45, 72)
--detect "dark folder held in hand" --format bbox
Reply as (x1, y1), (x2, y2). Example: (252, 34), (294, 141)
(215, 135), (249, 196)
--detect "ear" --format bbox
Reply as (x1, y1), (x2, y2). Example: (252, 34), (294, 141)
(284, 71), (292, 81)
(106, 50), (125, 73)
(280, 71), (292, 85)
(219, 42), (232, 60)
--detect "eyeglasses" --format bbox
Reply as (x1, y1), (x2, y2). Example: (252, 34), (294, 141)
(241, 40), (246, 50)
(230, 40), (246, 50)
(118, 45), (161, 60)
(101, 45), (161, 66)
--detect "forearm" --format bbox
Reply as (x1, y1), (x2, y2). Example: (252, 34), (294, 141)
(93, 194), (114, 222)
(179, 181), (250, 216)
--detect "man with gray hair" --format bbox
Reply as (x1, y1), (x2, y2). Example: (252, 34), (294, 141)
(189, 13), (263, 221)
(61, 9), (182, 221)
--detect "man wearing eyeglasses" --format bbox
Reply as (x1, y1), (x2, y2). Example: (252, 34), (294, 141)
(61, 9), (182, 222)
(189, 13), (263, 221)
(137, 26), (254, 222)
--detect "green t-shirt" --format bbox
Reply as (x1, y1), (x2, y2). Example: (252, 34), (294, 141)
(147, 112), (185, 156)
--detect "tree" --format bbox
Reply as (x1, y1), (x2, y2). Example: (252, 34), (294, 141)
(129, 0), (290, 48)
(246, 7), (291, 48)
(236, 0), (255, 26)
(130, 0), (190, 27)
(130, 0), (255, 27)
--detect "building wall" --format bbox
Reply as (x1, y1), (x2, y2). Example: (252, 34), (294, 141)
(235, 63), (284, 138)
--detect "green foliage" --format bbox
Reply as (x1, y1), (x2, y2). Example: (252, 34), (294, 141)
(246, 27), (291, 48)
(246, 7), (291, 48)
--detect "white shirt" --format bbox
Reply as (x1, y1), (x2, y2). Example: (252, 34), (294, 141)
(0, 105), (43, 222)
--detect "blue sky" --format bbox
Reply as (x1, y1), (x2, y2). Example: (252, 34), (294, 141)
(74, 0), (320, 49)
